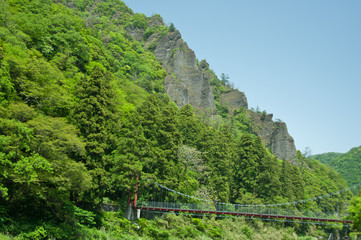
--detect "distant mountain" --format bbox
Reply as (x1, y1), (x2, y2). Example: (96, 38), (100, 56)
(312, 146), (361, 188)
(312, 152), (343, 165)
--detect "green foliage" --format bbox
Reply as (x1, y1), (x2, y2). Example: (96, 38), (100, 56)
(125, 13), (148, 29)
(231, 108), (252, 138)
(298, 152), (351, 214)
(178, 104), (204, 146)
(143, 24), (168, 41)
(349, 195), (361, 235)
(134, 94), (182, 188)
(196, 125), (235, 202)
(215, 102), (229, 118)
(241, 225), (253, 239)
(231, 133), (281, 203)
(169, 22), (176, 32)
(313, 146), (361, 189)
(72, 67), (121, 160)
(312, 152), (343, 165)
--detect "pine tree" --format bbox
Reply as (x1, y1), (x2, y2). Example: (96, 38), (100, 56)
(108, 115), (144, 201)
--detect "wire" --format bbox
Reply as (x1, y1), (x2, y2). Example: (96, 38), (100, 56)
(147, 179), (359, 208)
(141, 210), (351, 227)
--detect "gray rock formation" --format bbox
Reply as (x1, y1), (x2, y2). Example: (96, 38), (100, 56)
(146, 30), (216, 112)
(126, 15), (298, 162)
(163, 75), (188, 106)
(125, 26), (145, 42)
(271, 122), (297, 163)
(147, 14), (165, 28)
(125, 15), (165, 42)
(247, 111), (297, 163)
(219, 90), (248, 116)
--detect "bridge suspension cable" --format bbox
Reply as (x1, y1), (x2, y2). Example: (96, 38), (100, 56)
(143, 210), (351, 227)
(134, 179), (355, 224)
(148, 179), (359, 207)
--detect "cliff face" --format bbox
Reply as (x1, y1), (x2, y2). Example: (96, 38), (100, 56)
(146, 30), (216, 112)
(219, 90), (248, 116)
(246, 111), (297, 163)
(271, 122), (297, 163)
(125, 18), (297, 162)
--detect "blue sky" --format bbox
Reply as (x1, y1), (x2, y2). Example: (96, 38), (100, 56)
(123, 0), (361, 154)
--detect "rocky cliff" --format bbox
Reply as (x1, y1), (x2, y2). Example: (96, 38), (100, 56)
(127, 16), (216, 112)
(146, 30), (216, 112)
(246, 111), (297, 163)
(219, 90), (248, 115)
(125, 16), (297, 162)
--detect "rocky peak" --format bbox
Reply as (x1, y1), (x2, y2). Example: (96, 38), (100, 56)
(148, 14), (165, 27)
(125, 14), (166, 42)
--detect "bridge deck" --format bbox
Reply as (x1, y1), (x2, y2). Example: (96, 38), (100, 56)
(135, 206), (352, 224)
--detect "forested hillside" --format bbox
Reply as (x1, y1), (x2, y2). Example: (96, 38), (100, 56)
(0, 0), (355, 238)
(313, 146), (361, 189)
(312, 152), (344, 166)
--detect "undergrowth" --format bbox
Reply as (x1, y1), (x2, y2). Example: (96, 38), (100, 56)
(0, 212), (322, 239)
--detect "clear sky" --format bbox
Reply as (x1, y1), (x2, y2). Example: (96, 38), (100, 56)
(123, 0), (361, 155)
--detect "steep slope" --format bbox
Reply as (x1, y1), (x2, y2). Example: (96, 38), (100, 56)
(132, 17), (298, 162)
(209, 76), (297, 162)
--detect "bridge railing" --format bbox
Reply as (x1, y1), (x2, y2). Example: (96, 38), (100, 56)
(137, 201), (347, 220)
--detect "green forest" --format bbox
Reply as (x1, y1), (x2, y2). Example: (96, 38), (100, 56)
(313, 147), (361, 191)
(0, 0), (360, 239)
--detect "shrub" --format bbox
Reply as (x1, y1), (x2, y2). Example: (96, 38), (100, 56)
(241, 225), (253, 239)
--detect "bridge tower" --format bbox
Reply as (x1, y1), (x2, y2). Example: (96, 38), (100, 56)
(125, 176), (141, 221)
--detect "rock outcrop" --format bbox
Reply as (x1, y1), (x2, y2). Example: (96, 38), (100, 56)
(125, 26), (145, 42)
(219, 90), (248, 115)
(271, 121), (297, 163)
(247, 111), (297, 163)
(126, 16), (297, 162)
(145, 29), (216, 112)
(125, 15), (166, 42)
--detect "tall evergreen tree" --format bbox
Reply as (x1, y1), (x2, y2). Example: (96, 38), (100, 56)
(232, 134), (281, 203)
(197, 125), (234, 202)
(232, 133), (259, 201)
(72, 67), (121, 161)
(71, 66), (121, 205)
(135, 94), (182, 189)
(178, 104), (204, 146)
(280, 160), (304, 202)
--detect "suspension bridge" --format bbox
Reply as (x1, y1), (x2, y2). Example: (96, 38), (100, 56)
(126, 179), (357, 225)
